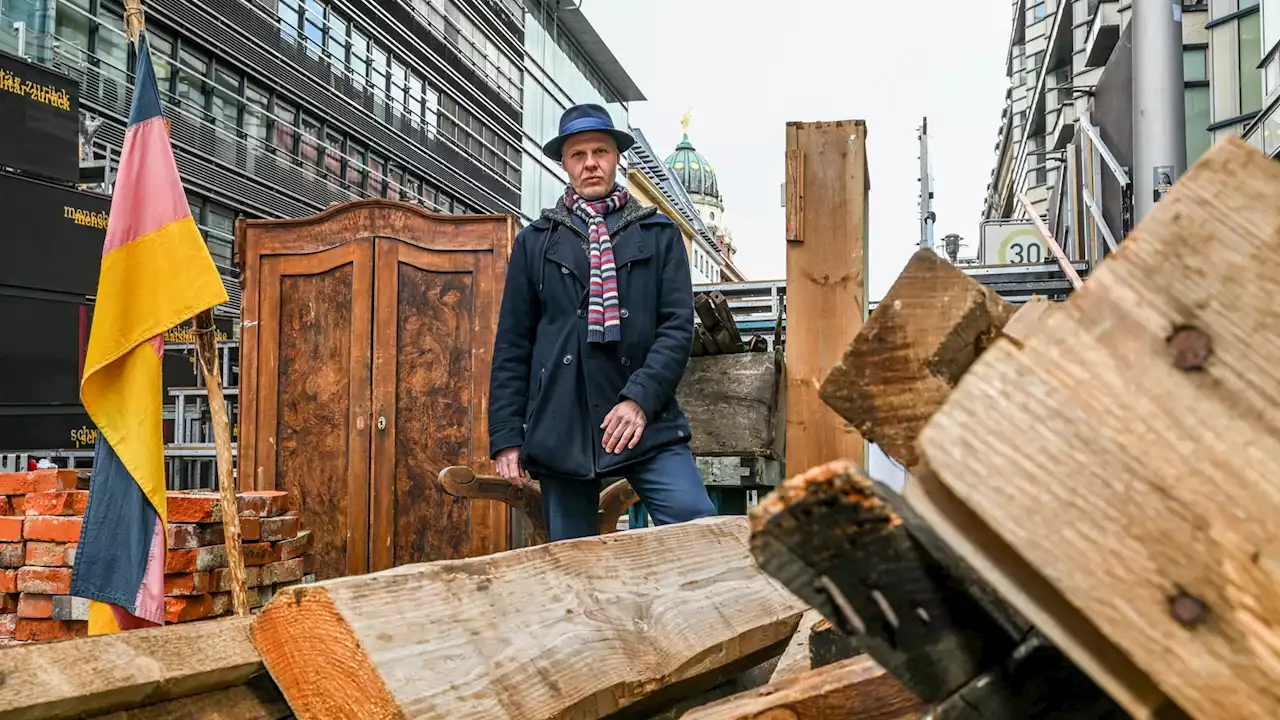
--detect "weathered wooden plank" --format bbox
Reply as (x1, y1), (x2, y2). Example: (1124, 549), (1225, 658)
(747, 459), (1025, 705)
(88, 673), (291, 720)
(251, 516), (807, 719)
(681, 655), (920, 720)
(784, 120), (868, 475)
(769, 608), (824, 684)
(0, 616), (262, 720)
(677, 350), (781, 457)
(916, 138), (1280, 720)
(818, 249), (1014, 468)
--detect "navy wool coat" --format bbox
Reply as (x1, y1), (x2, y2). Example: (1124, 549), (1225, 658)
(488, 196), (695, 481)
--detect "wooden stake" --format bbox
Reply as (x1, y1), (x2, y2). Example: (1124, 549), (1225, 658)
(194, 310), (249, 617)
(783, 120), (869, 476)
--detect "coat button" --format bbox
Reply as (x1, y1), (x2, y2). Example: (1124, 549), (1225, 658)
(620, 308), (629, 318)
(576, 309), (585, 317)
(560, 266), (570, 274)
(562, 354), (573, 365)
(621, 357), (630, 367)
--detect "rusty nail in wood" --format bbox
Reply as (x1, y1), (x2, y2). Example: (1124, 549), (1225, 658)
(870, 588), (900, 631)
(816, 575), (866, 636)
(1168, 325), (1212, 371)
(1168, 589), (1209, 628)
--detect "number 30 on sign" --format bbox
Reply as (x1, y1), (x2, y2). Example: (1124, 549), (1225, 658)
(981, 222), (1049, 266)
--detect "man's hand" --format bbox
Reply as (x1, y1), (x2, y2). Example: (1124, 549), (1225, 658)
(495, 447), (526, 488)
(601, 399), (646, 454)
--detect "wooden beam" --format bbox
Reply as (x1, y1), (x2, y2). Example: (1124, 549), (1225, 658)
(680, 655), (920, 720)
(88, 673), (290, 720)
(677, 350), (781, 457)
(747, 459), (1026, 704)
(250, 516), (808, 719)
(916, 138), (1280, 720)
(818, 249), (1015, 468)
(784, 120), (869, 476)
(0, 616), (262, 720)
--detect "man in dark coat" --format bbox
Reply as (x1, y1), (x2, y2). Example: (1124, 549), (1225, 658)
(488, 103), (715, 541)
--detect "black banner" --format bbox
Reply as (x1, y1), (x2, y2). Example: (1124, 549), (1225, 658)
(0, 171), (110, 296)
(0, 51), (79, 183)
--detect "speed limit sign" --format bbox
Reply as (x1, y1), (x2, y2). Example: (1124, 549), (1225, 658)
(981, 220), (1049, 266)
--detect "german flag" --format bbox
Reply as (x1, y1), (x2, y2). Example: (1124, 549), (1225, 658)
(69, 31), (228, 634)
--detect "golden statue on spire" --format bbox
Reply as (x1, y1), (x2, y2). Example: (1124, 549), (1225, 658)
(681, 109), (691, 134)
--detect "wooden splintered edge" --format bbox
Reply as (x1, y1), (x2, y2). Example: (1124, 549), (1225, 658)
(0, 616), (263, 720)
(748, 459), (1025, 704)
(680, 655), (919, 720)
(817, 250), (1014, 468)
(250, 586), (400, 720)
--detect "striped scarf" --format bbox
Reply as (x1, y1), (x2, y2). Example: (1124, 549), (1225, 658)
(566, 184), (629, 344)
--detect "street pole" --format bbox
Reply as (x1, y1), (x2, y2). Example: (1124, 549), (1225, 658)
(918, 117), (935, 251)
(1132, 0), (1186, 222)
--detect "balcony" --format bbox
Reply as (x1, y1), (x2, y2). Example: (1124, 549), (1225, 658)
(1045, 0), (1073, 72)
(1051, 99), (1078, 149)
(1084, 0), (1122, 68)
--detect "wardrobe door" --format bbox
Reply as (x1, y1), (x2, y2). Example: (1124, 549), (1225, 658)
(247, 238), (375, 581)
(368, 224), (507, 570)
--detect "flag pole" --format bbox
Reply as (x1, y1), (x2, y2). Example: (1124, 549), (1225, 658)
(121, 0), (250, 616)
(193, 311), (250, 616)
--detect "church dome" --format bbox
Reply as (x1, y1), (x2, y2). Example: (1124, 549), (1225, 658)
(665, 133), (721, 200)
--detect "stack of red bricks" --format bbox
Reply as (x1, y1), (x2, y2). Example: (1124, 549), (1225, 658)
(0, 469), (315, 645)
(164, 489), (313, 623)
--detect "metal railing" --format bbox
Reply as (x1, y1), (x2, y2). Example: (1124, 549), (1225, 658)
(1076, 110), (1131, 260)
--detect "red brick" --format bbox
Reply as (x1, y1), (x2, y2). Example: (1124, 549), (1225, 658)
(0, 516), (23, 542)
(258, 515), (299, 542)
(0, 544), (24, 569)
(23, 491), (90, 517)
(164, 594), (220, 623)
(24, 516), (82, 543)
(260, 557), (305, 586)
(0, 470), (77, 496)
(237, 491), (291, 518)
(237, 515), (261, 541)
(0, 498), (12, 515)
(165, 545), (226, 574)
(164, 572), (212, 596)
(242, 542), (276, 566)
(15, 618), (86, 642)
(17, 593), (51, 619)
(0, 569), (16, 593)
(17, 567), (71, 595)
(0, 593), (16, 613)
(25, 542), (74, 568)
(9, 496), (23, 515)
(166, 492), (223, 523)
(0, 613), (15, 637)
(167, 523), (224, 549)
(211, 564), (263, 591)
(276, 529), (313, 562)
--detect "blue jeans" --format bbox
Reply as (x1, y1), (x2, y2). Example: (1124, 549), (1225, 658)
(538, 444), (716, 542)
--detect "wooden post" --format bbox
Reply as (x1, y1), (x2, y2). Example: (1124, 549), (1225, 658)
(783, 120), (869, 476)
(195, 312), (250, 618)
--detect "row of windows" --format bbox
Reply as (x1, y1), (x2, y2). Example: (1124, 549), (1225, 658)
(274, 0), (521, 186)
(56, 0), (482, 215)
(407, 0), (522, 101)
(691, 243), (722, 283)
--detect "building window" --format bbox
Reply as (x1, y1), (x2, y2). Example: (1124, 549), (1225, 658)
(1241, 10), (1264, 114)
(1185, 86), (1212, 162)
(1183, 46), (1208, 83)
(1027, 1), (1047, 23)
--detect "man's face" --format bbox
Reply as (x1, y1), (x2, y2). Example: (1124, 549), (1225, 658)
(562, 131), (619, 200)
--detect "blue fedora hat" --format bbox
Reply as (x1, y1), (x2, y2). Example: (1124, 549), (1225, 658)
(542, 103), (635, 161)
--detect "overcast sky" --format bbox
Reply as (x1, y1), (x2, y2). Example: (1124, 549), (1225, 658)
(581, 0), (1013, 300)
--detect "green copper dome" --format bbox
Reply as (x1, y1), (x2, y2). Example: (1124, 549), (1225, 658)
(664, 133), (721, 200)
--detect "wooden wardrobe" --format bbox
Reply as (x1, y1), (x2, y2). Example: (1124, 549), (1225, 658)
(235, 200), (512, 580)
